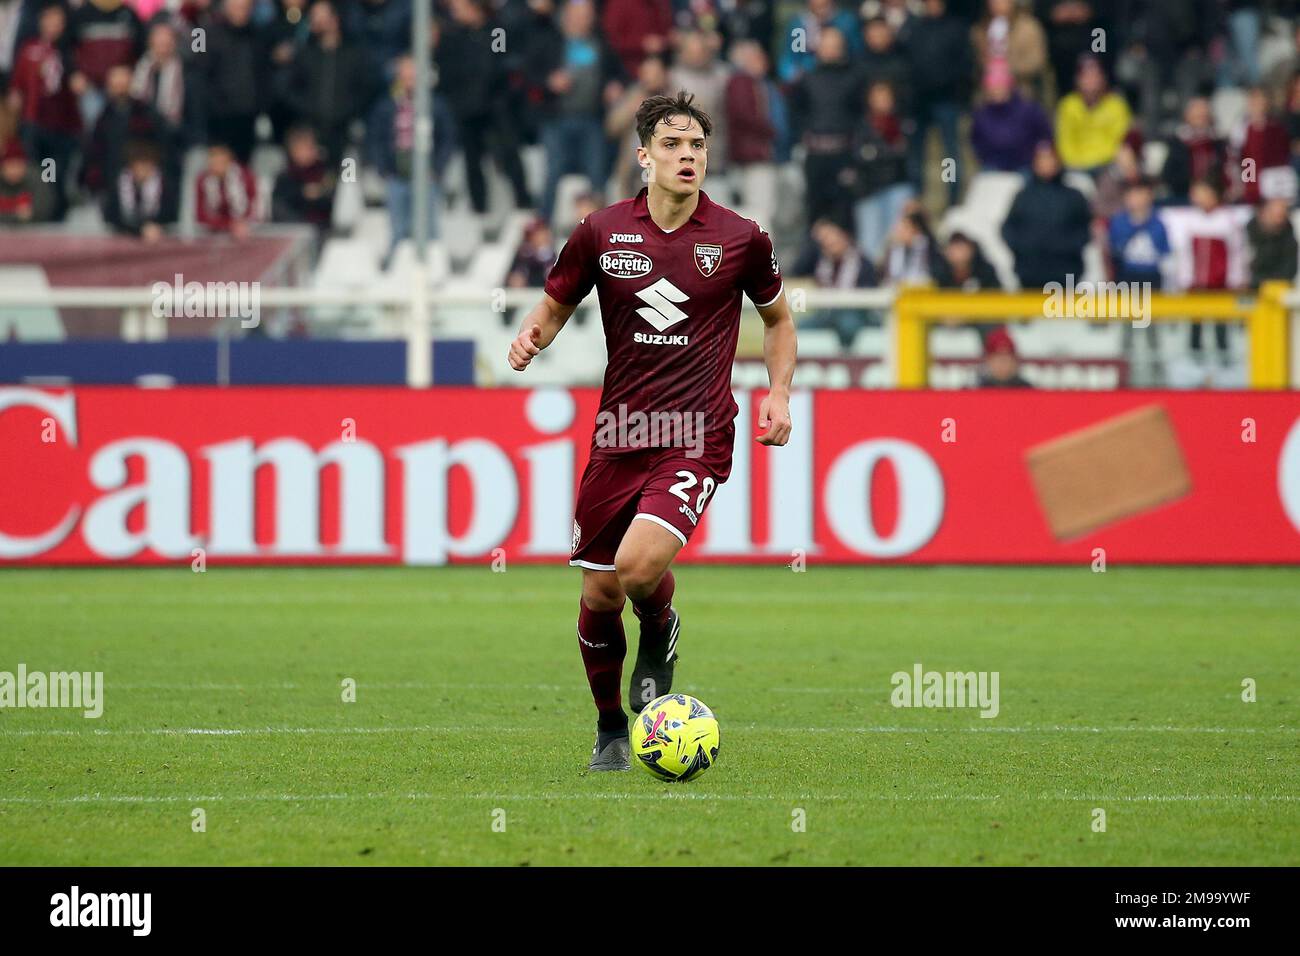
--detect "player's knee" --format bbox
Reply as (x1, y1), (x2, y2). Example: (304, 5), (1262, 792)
(581, 573), (624, 613)
(614, 555), (661, 601)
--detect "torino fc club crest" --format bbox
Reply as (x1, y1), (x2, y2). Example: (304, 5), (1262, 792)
(694, 243), (723, 277)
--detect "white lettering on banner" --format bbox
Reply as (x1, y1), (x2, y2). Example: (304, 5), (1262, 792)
(1280, 416), (1300, 534)
(83, 439), (199, 559)
(823, 440), (944, 557)
(522, 389), (576, 555)
(397, 438), (519, 565)
(697, 390), (816, 556)
(0, 389), (80, 558)
(203, 439), (389, 556)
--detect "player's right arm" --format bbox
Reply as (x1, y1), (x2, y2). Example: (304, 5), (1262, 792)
(508, 294), (577, 371)
(508, 214), (599, 372)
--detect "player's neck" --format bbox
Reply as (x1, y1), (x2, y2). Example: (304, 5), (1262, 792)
(646, 184), (699, 233)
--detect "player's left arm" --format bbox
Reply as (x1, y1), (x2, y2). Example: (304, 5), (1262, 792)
(755, 293), (796, 447)
(742, 222), (796, 447)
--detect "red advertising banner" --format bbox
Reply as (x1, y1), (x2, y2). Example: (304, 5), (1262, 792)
(2, 386), (1298, 565)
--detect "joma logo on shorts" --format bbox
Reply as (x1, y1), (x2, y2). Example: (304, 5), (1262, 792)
(634, 332), (689, 346)
(679, 503), (699, 526)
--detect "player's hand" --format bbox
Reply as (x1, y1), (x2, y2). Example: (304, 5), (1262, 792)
(508, 324), (543, 371)
(756, 391), (792, 446)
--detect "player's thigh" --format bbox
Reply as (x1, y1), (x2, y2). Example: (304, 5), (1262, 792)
(580, 567), (624, 612)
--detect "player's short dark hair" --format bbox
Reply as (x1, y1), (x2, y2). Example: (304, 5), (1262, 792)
(635, 91), (713, 148)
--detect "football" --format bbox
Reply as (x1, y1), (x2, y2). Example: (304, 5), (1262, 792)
(630, 694), (720, 782)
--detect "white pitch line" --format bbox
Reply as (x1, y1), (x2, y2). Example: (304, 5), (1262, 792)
(0, 791), (1295, 807)
(0, 724), (1295, 738)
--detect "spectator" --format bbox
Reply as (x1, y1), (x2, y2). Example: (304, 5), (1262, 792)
(103, 138), (176, 239)
(506, 216), (556, 288)
(82, 63), (160, 196)
(1091, 140), (1143, 221)
(1175, 176), (1247, 359)
(266, 0), (312, 142)
(600, 0), (671, 80)
(1107, 177), (1169, 288)
(1247, 196), (1298, 287)
(1286, 73), (1300, 184)
(860, 16), (912, 118)
(971, 0), (1048, 102)
(931, 231), (1002, 290)
(846, 80), (913, 261)
(605, 54), (669, 199)
(203, 0), (267, 163)
(779, 0), (863, 83)
(1055, 55), (1130, 174)
(971, 61), (1052, 172)
(977, 326), (1031, 387)
(1035, 0), (1103, 98)
(283, 0), (376, 164)
(900, 0), (971, 206)
(130, 21), (190, 149)
(670, 30), (730, 170)
(725, 39), (779, 229)
(195, 140), (256, 237)
(0, 136), (53, 223)
(788, 26), (862, 228)
(355, 0), (411, 81)
(272, 124), (334, 234)
(790, 217), (879, 350)
(1124, 0), (1216, 133)
(1161, 96), (1227, 205)
(368, 53), (454, 267)
(7, 2), (82, 218)
(1230, 86), (1293, 205)
(1001, 141), (1091, 288)
(530, 0), (624, 220)
(1221, 0), (1262, 88)
(71, 0), (143, 127)
(879, 202), (936, 285)
(439, 0), (532, 212)
(569, 188), (601, 227)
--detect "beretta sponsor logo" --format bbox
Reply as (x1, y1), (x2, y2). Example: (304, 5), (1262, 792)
(599, 250), (653, 279)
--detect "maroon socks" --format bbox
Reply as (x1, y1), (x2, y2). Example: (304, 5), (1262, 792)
(631, 569), (675, 633)
(577, 600), (628, 730)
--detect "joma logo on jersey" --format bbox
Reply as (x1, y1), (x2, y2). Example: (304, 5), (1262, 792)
(694, 243), (723, 277)
(634, 332), (689, 346)
(609, 233), (644, 244)
(599, 250), (653, 279)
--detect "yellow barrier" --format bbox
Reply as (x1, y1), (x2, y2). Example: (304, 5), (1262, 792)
(892, 285), (1292, 389)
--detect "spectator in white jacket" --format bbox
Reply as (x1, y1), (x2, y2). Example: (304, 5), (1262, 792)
(1172, 177), (1248, 360)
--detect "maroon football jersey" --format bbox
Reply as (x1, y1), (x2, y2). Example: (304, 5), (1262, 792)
(544, 187), (783, 454)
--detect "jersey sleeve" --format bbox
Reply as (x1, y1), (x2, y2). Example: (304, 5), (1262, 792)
(741, 222), (784, 307)
(543, 217), (598, 306)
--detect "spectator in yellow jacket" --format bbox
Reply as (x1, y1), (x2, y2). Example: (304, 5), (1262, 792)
(1055, 56), (1131, 174)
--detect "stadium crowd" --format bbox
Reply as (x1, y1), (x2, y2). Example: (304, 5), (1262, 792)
(2, 0), (1299, 368)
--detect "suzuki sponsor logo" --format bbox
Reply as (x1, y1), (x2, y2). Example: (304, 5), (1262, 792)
(633, 332), (689, 346)
(599, 250), (653, 279)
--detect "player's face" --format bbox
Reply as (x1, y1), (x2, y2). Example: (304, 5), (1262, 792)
(638, 115), (707, 197)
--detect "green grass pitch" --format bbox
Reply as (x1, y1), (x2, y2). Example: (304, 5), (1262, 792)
(1, 566), (1296, 866)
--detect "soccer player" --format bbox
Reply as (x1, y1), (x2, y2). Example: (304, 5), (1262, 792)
(508, 92), (797, 771)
